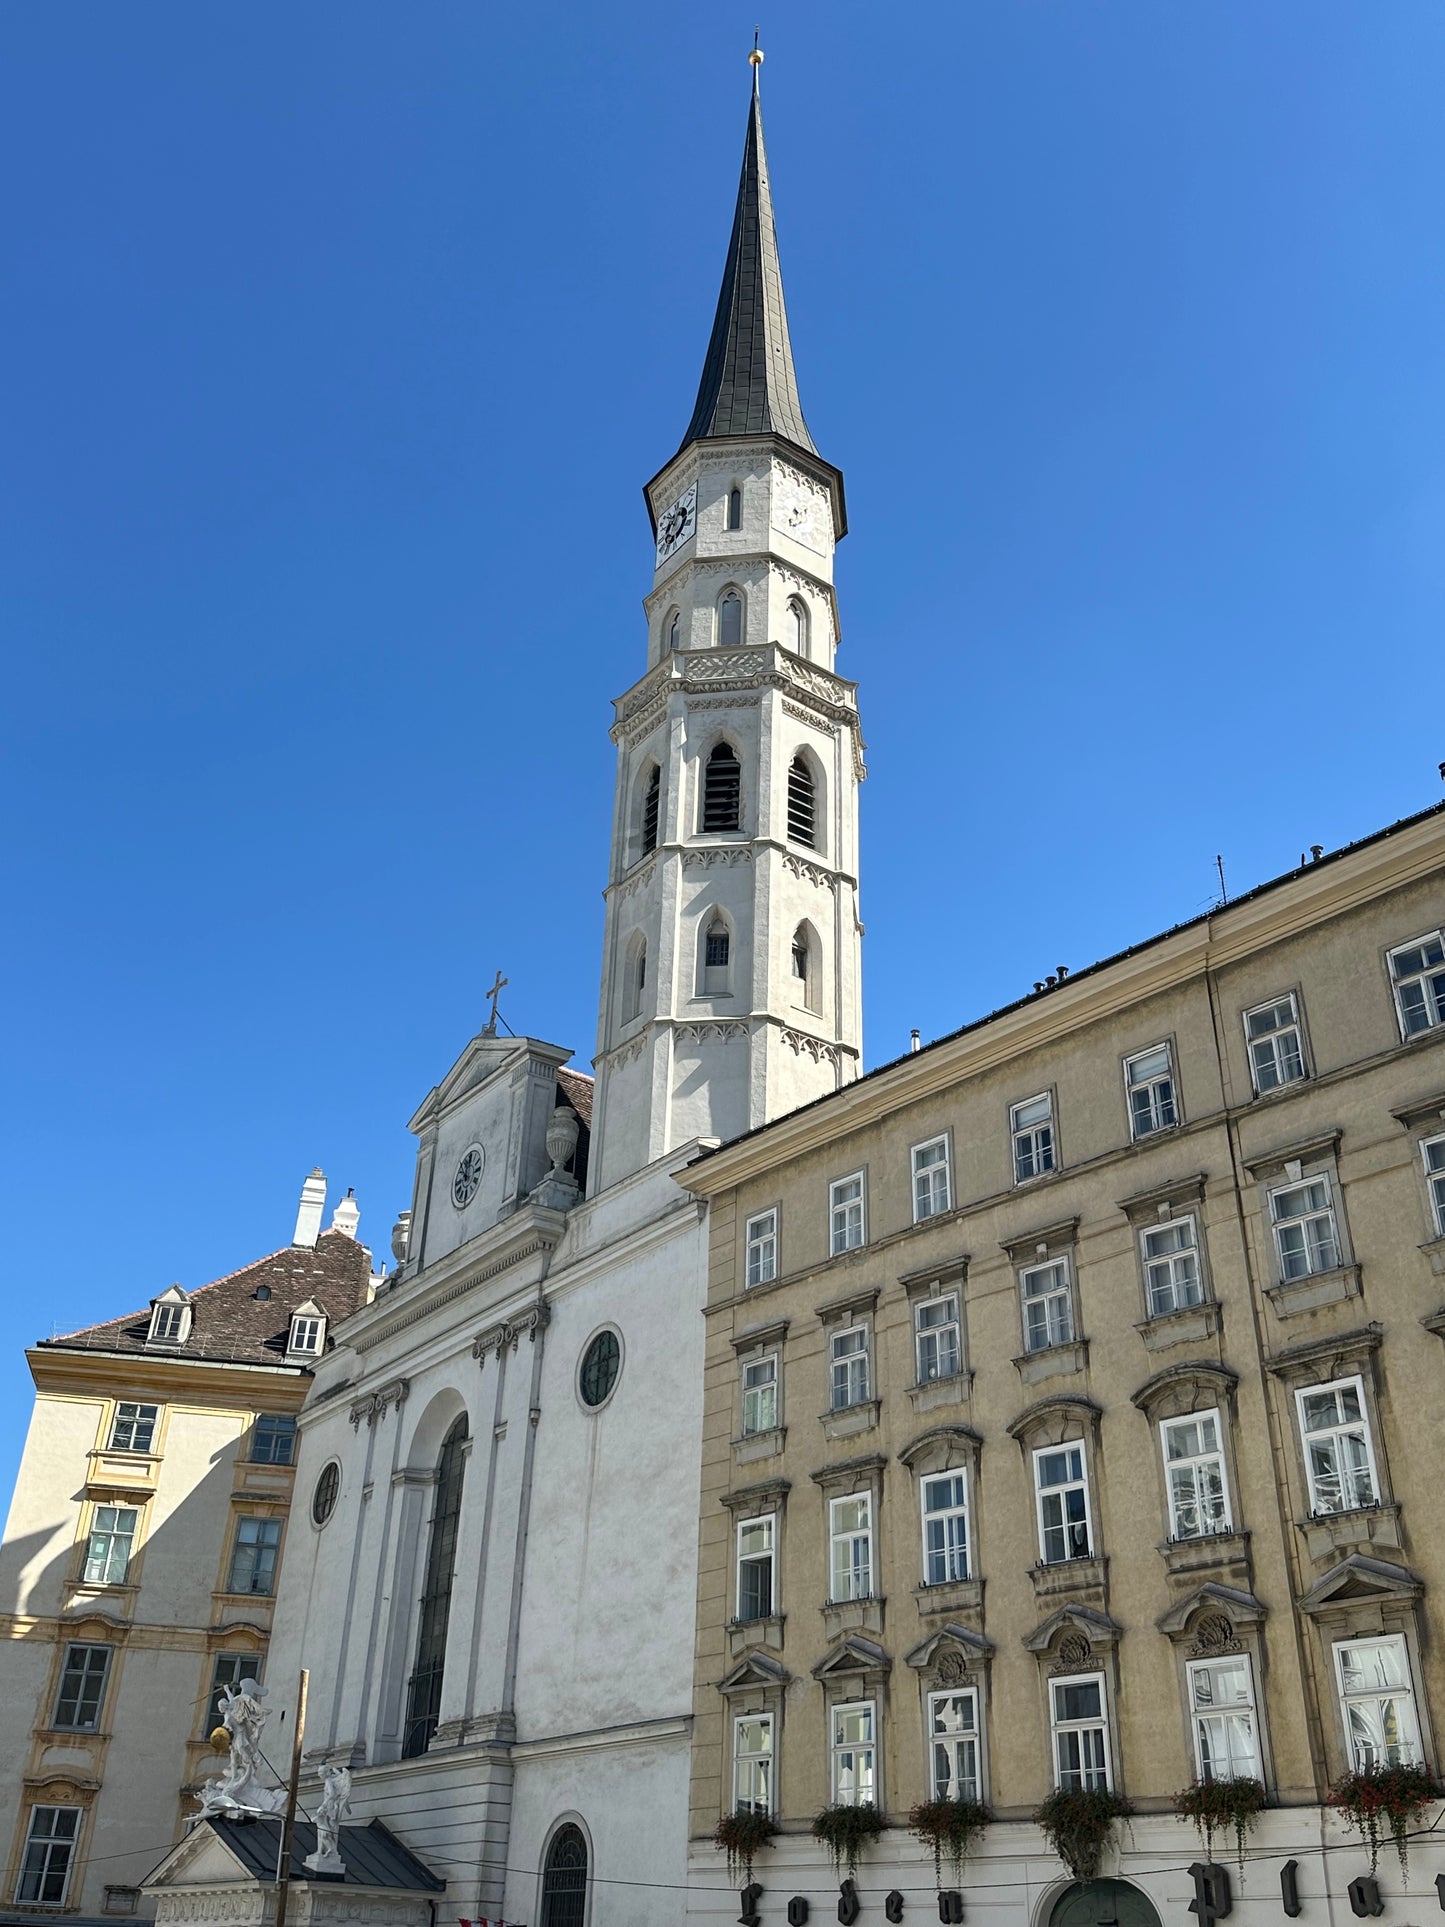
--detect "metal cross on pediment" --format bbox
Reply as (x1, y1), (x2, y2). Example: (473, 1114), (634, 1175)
(484, 970), (508, 1035)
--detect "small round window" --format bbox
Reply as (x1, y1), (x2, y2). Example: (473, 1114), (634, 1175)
(578, 1329), (621, 1409)
(311, 1461), (340, 1527)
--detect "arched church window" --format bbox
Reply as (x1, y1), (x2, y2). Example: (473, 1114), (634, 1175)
(727, 486), (743, 531)
(788, 596), (809, 657)
(792, 930), (809, 985)
(625, 935), (647, 1023)
(791, 922), (821, 1014)
(787, 754), (816, 848)
(701, 911), (733, 995)
(641, 765), (660, 855)
(540, 1823), (589, 1927)
(718, 590), (743, 649)
(402, 1415), (468, 1759)
(706, 920), (730, 969)
(666, 609), (681, 652)
(702, 742), (742, 834)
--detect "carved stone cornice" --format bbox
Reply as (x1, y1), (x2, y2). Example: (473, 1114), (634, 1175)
(348, 1376), (410, 1431)
(473, 1300), (551, 1363)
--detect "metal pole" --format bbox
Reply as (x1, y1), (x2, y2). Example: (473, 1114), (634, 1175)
(274, 1670), (309, 1927)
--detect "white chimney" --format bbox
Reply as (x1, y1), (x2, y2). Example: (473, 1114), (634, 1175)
(293, 1169), (327, 1248)
(331, 1189), (360, 1240)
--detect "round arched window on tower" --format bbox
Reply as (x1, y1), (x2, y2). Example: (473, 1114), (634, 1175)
(311, 1460), (340, 1527)
(578, 1329), (622, 1409)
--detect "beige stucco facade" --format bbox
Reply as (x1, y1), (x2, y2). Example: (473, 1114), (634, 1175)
(680, 802), (1445, 1921)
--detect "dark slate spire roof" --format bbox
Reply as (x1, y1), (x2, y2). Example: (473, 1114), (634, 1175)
(679, 71), (816, 455)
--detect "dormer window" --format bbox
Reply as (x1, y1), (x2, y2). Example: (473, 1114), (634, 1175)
(287, 1301), (327, 1358)
(146, 1289), (191, 1348)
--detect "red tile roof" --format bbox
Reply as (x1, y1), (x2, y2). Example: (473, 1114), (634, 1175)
(557, 1066), (594, 1128)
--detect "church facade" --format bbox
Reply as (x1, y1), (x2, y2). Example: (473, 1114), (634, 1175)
(257, 64), (862, 1927)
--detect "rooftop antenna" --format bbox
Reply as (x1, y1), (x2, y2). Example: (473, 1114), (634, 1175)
(1215, 854), (1228, 904)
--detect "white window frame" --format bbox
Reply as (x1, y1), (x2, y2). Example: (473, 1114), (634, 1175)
(83, 1504), (138, 1586)
(733, 1712), (774, 1815)
(1141, 1216), (1204, 1317)
(108, 1402), (158, 1454)
(829, 1492), (873, 1602)
(830, 1173), (866, 1255)
(1269, 1174), (1342, 1281)
(1033, 1443), (1093, 1565)
(147, 1300), (189, 1345)
(289, 1314), (325, 1355)
(914, 1292), (961, 1385)
(1422, 1134), (1445, 1240)
(927, 1686), (981, 1801)
(1125, 1042), (1178, 1139)
(1011, 1091), (1056, 1183)
(1388, 928), (1445, 1040)
(920, 1469), (970, 1586)
(1186, 1653), (1261, 1783)
(741, 1354), (778, 1437)
(1020, 1258), (1074, 1353)
(745, 1209), (778, 1288)
(1244, 993), (1307, 1094)
(1333, 1635), (1423, 1772)
(829, 1324), (870, 1411)
(831, 1698), (878, 1806)
(911, 1135), (951, 1223)
(16, 1805), (81, 1907)
(1160, 1409), (1232, 1540)
(1050, 1673), (1112, 1791)
(1296, 1376), (1379, 1515)
(735, 1513), (776, 1623)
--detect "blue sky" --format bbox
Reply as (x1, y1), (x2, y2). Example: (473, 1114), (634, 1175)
(3, 3), (1443, 1495)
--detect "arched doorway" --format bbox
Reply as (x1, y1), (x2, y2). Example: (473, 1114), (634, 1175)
(1049, 1880), (1162, 1927)
(539, 1822), (588, 1927)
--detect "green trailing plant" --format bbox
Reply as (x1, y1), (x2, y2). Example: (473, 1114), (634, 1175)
(908, 1797), (991, 1888)
(712, 1808), (777, 1885)
(1034, 1788), (1134, 1883)
(811, 1802), (885, 1879)
(1173, 1778), (1267, 1878)
(1329, 1762), (1440, 1885)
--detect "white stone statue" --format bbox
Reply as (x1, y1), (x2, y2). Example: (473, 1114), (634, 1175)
(303, 1765), (352, 1876)
(197, 1678), (287, 1818)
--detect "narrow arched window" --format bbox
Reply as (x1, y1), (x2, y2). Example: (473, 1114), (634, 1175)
(787, 754), (816, 848)
(791, 922), (821, 1013)
(666, 609), (681, 652)
(702, 742), (742, 833)
(402, 1416), (467, 1758)
(727, 486), (743, 531)
(641, 766), (660, 855)
(706, 920), (731, 969)
(718, 591), (743, 649)
(792, 931), (809, 985)
(625, 937), (647, 1022)
(788, 597), (809, 657)
(540, 1824), (589, 1927)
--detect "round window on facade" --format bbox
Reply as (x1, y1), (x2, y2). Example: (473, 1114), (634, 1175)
(311, 1460), (340, 1527)
(578, 1329), (622, 1409)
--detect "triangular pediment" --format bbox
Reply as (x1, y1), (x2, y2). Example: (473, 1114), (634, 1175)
(811, 1635), (891, 1682)
(1022, 1605), (1122, 1654)
(141, 1823), (253, 1891)
(1157, 1582), (1266, 1638)
(905, 1623), (994, 1672)
(409, 1033), (573, 1134)
(1299, 1554), (1423, 1617)
(719, 1651), (790, 1695)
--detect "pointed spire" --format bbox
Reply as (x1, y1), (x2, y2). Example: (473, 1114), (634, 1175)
(678, 57), (816, 455)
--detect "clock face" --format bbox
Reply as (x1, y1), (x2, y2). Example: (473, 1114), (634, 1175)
(655, 484), (697, 565)
(451, 1145), (485, 1209)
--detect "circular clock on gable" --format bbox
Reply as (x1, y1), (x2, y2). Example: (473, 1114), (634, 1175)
(451, 1144), (485, 1209)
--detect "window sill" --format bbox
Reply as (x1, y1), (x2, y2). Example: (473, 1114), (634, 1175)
(1419, 1236), (1445, 1281)
(1265, 1263), (1361, 1318)
(1159, 1529), (1252, 1587)
(819, 1400), (881, 1442)
(733, 1426), (786, 1466)
(1012, 1340), (1089, 1388)
(1297, 1503), (1402, 1563)
(821, 1594), (885, 1641)
(1134, 1301), (1222, 1352)
(1029, 1555), (1108, 1607)
(727, 1614), (786, 1662)
(913, 1576), (983, 1619)
(909, 1372), (973, 1416)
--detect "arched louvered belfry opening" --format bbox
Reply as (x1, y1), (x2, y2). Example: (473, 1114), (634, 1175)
(702, 742), (742, 833)
(718, 589), (743, 648)
(539, 1823), (589, 1927)
(787, 753), (817, 848)
(640, 764), (660, 855)
(402, 1415), (467, 1758)
(726, 485), (743, 530)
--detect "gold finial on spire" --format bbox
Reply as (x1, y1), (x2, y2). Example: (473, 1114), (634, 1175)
(749, 27), (764, 76)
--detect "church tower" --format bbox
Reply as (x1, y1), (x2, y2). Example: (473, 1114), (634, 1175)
(591, 61), (864, 1191)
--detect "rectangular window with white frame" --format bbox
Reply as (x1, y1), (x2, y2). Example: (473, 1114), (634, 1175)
(1021, 1258), (1074, 1353)
(745, 1209), (778, 1287)
(83, 1505), (138, 1586)
(1269, 1174), (1342, 1280)
(1011, 1092), (1057, 1182)
(914, 1292), (961, 1384)
(928, 1687), (981, 1801)
(1388, 929), (1445, 1039)
(831, 1700), (877, 1805)
(1142, 1217), (1204, 1316)
(830, 1325), (870, 1411)
(830, 1174), (866, 1255)
(1187, 1654), (1261, 1781)
(53, 1645), (112, 1732)
(912, 1136), (951, 1222)
(1297, 1378), (1378, 1515)
(16, 1806), (81, 1906)
(829, 1492), (873, 1601)
(1035, 1445), (1092, 1564)
(1422, 1134), (1445, 1240)
(1334, 1636), (1422, 1771)
(108, 1402), (158, 1454)
(921, 1471), (969, 1585)
(735, 1514), (776, 1622)
(1161, 1411), (1232, 1540)
(733, 1713), (774, 1814)
(1244, 993), (1307, 1093)
(741, 1355), (778, 1436)
(1125, 1042), (1178, 1139)
(1051, 1675), (1111, 1791)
